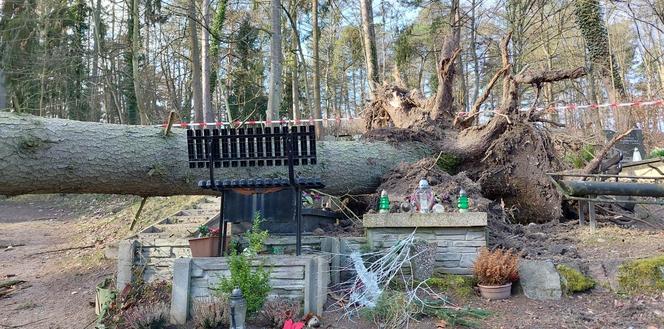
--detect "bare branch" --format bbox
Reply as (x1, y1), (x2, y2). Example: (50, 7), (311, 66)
(514, 67), (587, 84)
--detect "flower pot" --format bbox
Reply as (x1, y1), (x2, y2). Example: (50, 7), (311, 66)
(478, 283), (512, 300)
(188, 236), (221, 257)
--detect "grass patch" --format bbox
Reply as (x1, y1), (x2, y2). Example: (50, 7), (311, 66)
(437, 153), (462, 174)
(564, 144), (595, 169)
(649, 148), (664, 158)
(618, 255), (664, 294)
(556, 265), (595, 294)
(426, 275), (477, 299)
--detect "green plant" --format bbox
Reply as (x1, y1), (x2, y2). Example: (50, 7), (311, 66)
(361, 290), (490, 328)
(246, 212), (269, 254)
(649, 148), (664, 158)
(556, 265), (595, 294)
(360, 290), (415, 329)
(426, 275), (477, 298)
(437, 153), (461, 174)
(472, 248), (520, 286)
(617, 255), (664, 294)
(215, 253), (271, 315)
(192, 296), (229, 329)
(564, 144), (595, 169)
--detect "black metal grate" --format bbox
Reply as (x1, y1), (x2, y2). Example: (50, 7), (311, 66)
(187, 125), (317, 169)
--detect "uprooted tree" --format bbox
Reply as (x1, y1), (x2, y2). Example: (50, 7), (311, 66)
(363, 32), (586, 222)
(0, 32), (588, 223)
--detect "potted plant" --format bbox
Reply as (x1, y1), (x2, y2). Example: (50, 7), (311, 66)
(472, 248), (519, 300)
(189, 225), (221, 257)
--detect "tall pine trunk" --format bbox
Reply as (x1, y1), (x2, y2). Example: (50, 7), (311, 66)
(189, 0), (203, 122)
(312, 0), (322, 136)
(201, 0), (213, 122)
(267, 0), (283, 124)
(360, 0), (380, 90)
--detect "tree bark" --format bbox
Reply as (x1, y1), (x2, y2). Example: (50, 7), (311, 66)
(312, 0), (322, 137)
(267, 0), (283, 124)
(131, 0), (146, 124)
(189, 0), (203, 122)
(0, 112), (428, 197)
(360, 0), (380, 90)
(201, 0), (213, 122)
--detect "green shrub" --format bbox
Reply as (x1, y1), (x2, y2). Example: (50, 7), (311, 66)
(556, 265), (595, 294)
(564, 145), (595, 169)
(426, 275), (477, 298)
(215, 253), (271, 315)
(618, 255), (664, 294)
(360, 290), (415, 328)
(437, 153), (462, 174)
(246, 212), (270, 254)
(649, 148), (664, 158)
(215, 213), (271, 315)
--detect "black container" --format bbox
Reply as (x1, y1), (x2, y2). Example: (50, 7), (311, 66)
(222, 189), (339, 234)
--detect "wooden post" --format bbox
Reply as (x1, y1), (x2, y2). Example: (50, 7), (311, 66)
(588, 200), (597, 232)
(163, 111), (176, 136)
(578, 201), (586, 225)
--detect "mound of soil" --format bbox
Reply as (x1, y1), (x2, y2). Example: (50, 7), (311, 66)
(375, 158), (491, 212)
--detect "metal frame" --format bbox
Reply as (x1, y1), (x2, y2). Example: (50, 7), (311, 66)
(547, 172), (664, 230)
(188, 126), (322, 256)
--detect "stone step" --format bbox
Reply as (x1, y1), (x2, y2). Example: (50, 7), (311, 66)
(176, 209), (218, 217)
(204, 196), (221, 203)
(137, 232), (186, 240)
(153, 223), (199, 236)
(159, 215), (214, 225)
(195, 202), (220, 210)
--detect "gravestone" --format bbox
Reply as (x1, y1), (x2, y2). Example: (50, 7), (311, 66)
(604, 128), (645, 161)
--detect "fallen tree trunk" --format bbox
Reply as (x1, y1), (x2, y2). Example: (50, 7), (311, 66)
(0, 112), (429, 197)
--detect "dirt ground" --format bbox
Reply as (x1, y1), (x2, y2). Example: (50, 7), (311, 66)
(2, 195), (664, 329)
(0, 195), (115, 329)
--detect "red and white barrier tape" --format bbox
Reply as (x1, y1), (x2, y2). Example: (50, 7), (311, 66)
(459, 99), (664, 116)
(159, 99), (664, 127)
(159, 116), (358, 128)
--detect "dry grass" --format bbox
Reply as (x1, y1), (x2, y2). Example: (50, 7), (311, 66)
(472, 248), (520, 286)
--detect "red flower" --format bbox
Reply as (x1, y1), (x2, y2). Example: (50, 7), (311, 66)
(282, 319), (305, 329)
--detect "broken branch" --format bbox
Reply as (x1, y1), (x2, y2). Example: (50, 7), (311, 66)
(581, 128), (634, 175)
(514, 67), (587, 85)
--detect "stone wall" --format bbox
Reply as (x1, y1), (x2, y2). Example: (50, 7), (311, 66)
(117, 236), (336, 289)
(169, 255), (329, 324)
(364, 212), (487, 275)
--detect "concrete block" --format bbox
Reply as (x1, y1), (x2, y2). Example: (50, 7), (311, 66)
(436, 253), (462, 261)
(437, 267), (473, 275)
(116, 240), (136, 291)
(321, 237), (340, 286)
(312, 256), (330, 314)
(364, 212), (487, 228)
(465, 229), (486, 241)
(439, 260), (461, 268)
(439, 247), (478, 253)
(170, 258), (193, 325)
(452, 240), (486, 247)
(459, 253), (478, 268)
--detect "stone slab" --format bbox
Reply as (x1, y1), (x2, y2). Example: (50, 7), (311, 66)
(519, 260), (562, 300)
(363, 212), (487, 228)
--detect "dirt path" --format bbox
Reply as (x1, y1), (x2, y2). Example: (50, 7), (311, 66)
(0, 197), (113, 329)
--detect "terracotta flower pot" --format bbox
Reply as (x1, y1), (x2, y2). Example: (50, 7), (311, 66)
(478, 283), (512, 300)
(188, 236), (221, 257)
